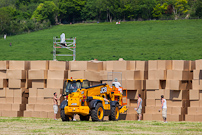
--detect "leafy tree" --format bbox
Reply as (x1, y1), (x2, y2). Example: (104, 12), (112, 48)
(32, 1), (58, 24)
(58, 0), (86, 23)
(195, 0), (202, 17)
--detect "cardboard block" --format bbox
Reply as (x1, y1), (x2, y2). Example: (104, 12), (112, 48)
(7, 70), (26, 79)
(148, 60), (158, 70)
(49, 61), (67, 70)
(6, 88), (13, 97)
(190, 101), (200, 107)
(143, 114), (152, 121)
(48, 70), (68, 79)
(87, 61), (103, 71)
(146, 80), (159, 90)
(195, 59), (202, 70)
(0, 61), (8, 70)
(155, 99), (161, 106)
(136, 61), (148, 71)
(0, 70), (6, 79)
(36, 97), (44, 104)
(125, 114), (138, 120)
(157, 60), (172, 70)
(155, 89), (165, 99)
(0, 88), (6, 97)
(30, 61), (48, 70)
(28, 70), (47, 79)
(34, 104), (43, 111)
(0, 97), (6, 103)
(164, 89), (171, 99)
(145, 106), (155, 114)
(28, 97), (37, 104)
(185, 115), (195, 122)
(47, 79), (64, 88)
(26, 104), (35, 111)
(172, 60), (189, 71)
(40, 111), (48, 118)
(127, 90), (137, 99)
(2, 104), (12, 111)
(2, 110), (23, 117)
(152, 114), (162, 121)
(24, 111), (32, 117)
(128, 61), (136, 70)
(128, 99), (137, 107)
(8, 79), (26, 88)
(189, 90), (199, 100)
(134, 71), (147, 80)
(12, 104), (26, 111)
(171, 107), (186, 115)
(193, 70), (202, 80)
(169, 80), (188, 90)
(167, 114), (182, 121)
(29, 88), (37, 97)
(6, 97), (13, 103)
(99, 70), (112, 80)
(9, 61), (29, 70)
(173, 70), (189, 80)
(0, 79), (8, 88)
(146, 90), (155, 99)
(146, 99), (155, 106)
(69, 61), (87, 71)
(187, 107), (197, 115)
(32, 111), (40, 118)
(171, 90), (189, 100)
(192, 79), (200, 90)
(32, 80), (46, 88)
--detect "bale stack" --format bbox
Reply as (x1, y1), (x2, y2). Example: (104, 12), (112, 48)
(100, 60), (147, 120)
(144, 60), (191, 121)
(68, 61), (103, 84)
(122, 61), (147, 120)
(24, 61), (67, 118)
(186, 59), (202, 121)
(0, 61), (28, 117)
(143, 60), (170, 121)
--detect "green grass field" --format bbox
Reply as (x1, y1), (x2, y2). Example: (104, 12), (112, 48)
(0, 117), (202, 134)
(1, 19), (202, 61)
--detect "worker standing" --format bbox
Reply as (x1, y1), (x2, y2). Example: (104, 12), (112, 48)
(112, 78), (122, 94)
(53, 92), (61, 120)
(135, 94), (142, 121)
(159, 95), (167, 123)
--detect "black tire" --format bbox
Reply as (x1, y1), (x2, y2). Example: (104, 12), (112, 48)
(91, 103), (104, 122)
(60, 109), (70, 121)
(109, 104), (119, 121)
(80, 115), (90, 121)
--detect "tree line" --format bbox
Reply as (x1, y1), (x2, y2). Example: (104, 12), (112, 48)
(1, 0), (202, 35)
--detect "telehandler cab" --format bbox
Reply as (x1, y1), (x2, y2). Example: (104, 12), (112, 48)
(60, 79), (127, 122)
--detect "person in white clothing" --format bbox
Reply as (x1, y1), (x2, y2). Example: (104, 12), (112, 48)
(112, 78), (122, 94)
(159, 95), (167, 123)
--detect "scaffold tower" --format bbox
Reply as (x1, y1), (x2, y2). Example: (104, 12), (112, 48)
(53, 36), (76, 61)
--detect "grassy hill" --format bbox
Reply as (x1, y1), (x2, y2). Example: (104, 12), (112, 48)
(1, 19), (202, 61)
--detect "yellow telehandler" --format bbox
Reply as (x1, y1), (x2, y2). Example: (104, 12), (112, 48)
(60, 79), (127, 121)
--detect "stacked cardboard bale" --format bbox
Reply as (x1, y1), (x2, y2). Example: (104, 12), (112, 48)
(100, 60), (147, 120)
(24, 61), (67, 118)
(144, 60), (191, 121)
(68, 61), (103, 85)
(186, 59), (202, 121)
(0, 61), (28, 117)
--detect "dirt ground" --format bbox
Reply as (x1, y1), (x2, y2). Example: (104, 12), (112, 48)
(0, 117), (202, 135)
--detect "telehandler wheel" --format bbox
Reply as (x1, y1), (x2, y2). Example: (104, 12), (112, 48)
(109, 104), (119, 121)
(60, 109), (70, 121)
(91, 103), (104, 121)
(80, 115), (90, 121)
